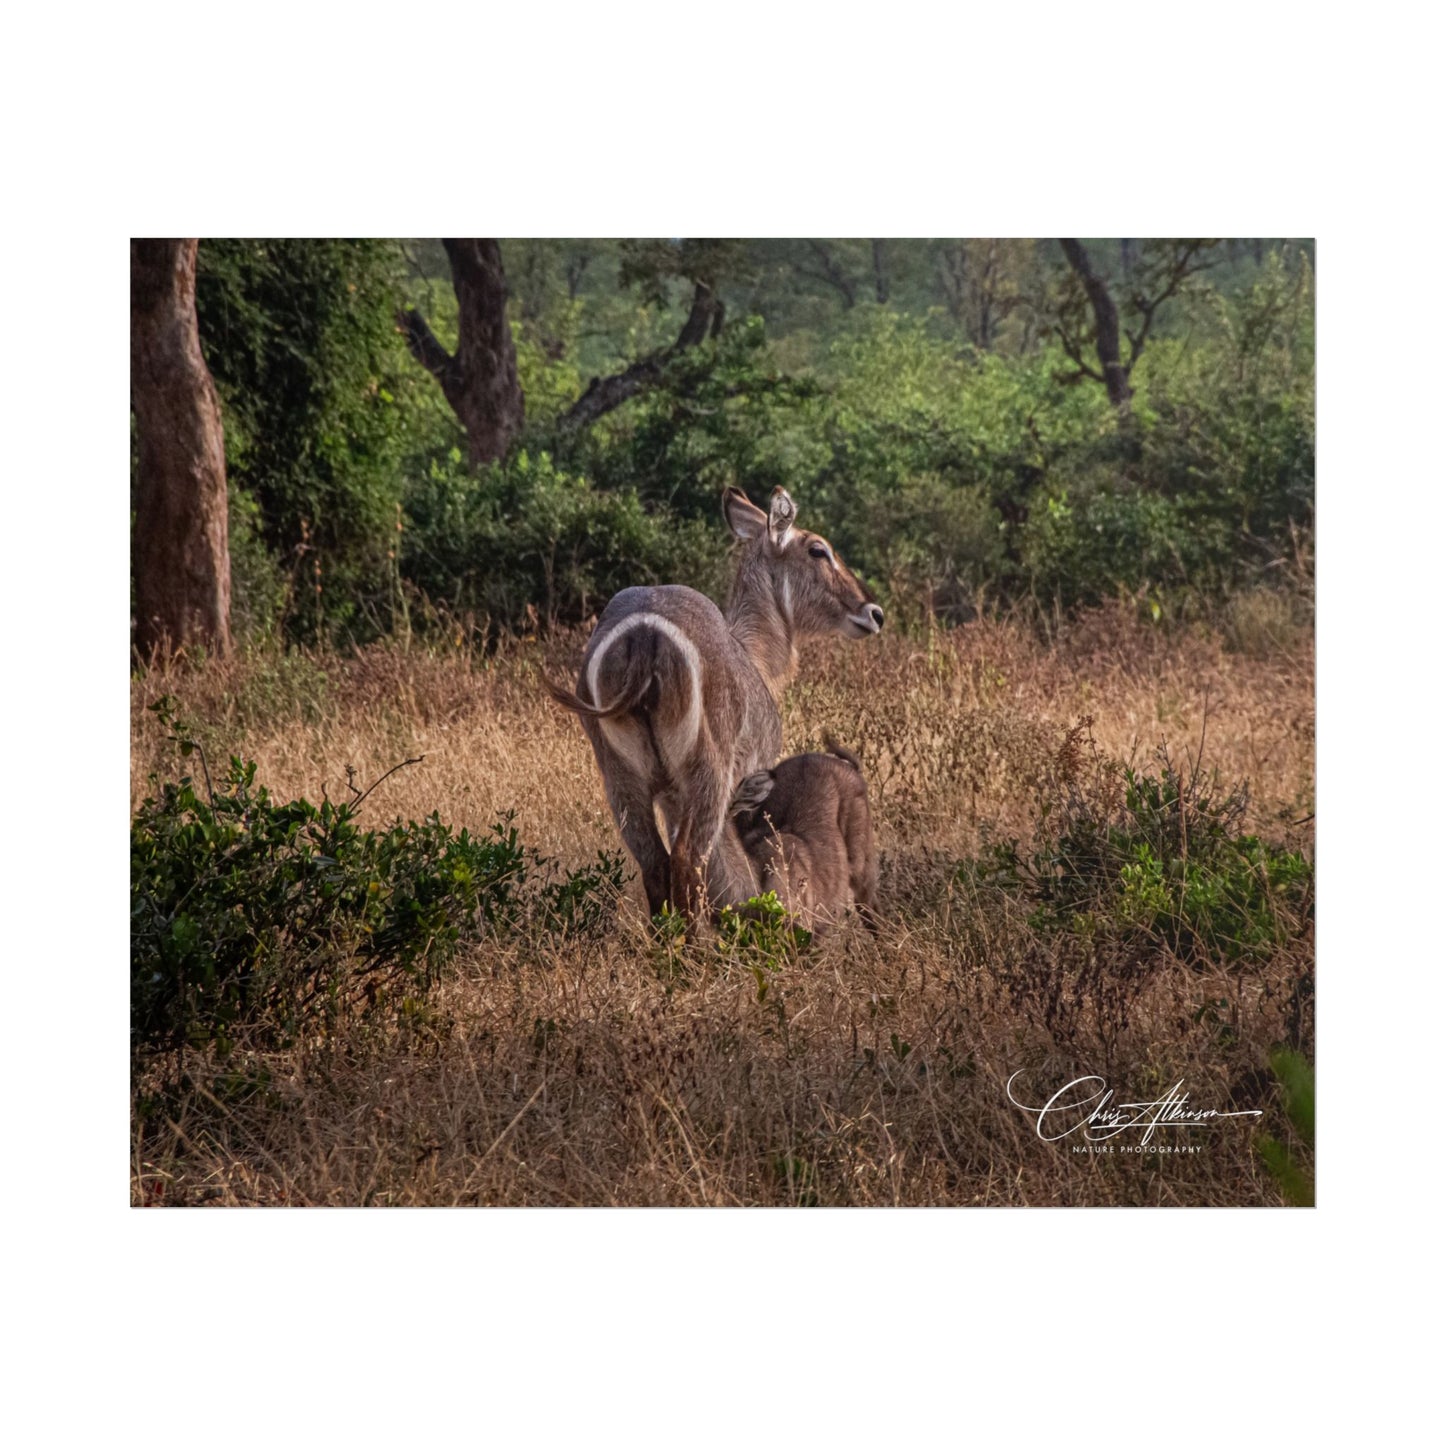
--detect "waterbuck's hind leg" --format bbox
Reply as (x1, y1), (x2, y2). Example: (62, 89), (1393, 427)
(587, 721), (670, 918)
(668, 758), (735, 922)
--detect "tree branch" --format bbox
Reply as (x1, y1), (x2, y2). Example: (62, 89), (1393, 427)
(559, 281), (722, 432)
(396, 307), (456, 387)
(1125, 239), (1215, 366)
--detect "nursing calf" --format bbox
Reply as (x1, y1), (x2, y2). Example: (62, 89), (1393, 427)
(729, 743), (879, 937)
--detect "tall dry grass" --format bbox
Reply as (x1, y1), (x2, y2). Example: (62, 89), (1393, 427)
(131, 606), (1314, 1206)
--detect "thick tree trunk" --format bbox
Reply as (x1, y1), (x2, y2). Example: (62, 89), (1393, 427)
(131, 238), (232, 659)
(1059, 238), (1133, 413)
(398, 239), (524, 468)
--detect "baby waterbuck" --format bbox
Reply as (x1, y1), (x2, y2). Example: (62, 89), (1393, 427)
(547, 487), (883, 920)
(730, 743), (879, 938)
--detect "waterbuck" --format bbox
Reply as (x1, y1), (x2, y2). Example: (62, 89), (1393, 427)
(546, 487), (883, 920)
(730, 743), (879, 937)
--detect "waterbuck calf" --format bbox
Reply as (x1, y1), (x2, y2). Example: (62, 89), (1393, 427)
(730, 744), (879, 937)
(547, 487), (883, 920)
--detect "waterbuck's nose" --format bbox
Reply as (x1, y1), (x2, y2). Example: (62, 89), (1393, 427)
(866, 603), (885, 630)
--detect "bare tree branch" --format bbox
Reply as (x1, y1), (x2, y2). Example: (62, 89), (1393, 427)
(396, 307), (458, 387)
(871, 239), (889, 304)
(1124, 240), (1216, 365)
(559, 282), (723, 432)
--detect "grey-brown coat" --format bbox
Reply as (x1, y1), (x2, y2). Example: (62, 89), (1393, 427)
(730, 743), (880, 937)
(547, 488), (883, 919)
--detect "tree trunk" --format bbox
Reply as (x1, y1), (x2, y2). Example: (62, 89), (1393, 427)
(131, 238), (232, 659)
(1059, 238), (1133, 413)
(871, 239), (890, 304)
(398, 239), (524, 468)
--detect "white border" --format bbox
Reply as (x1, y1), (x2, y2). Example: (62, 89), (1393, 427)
(5, 1), (1439, 1436)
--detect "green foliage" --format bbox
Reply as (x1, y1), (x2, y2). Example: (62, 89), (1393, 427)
(717, 891), (812, 977)
(1020, 486), (1234, 613)
(195, 239), (431, 642)
(559, 317), (822, 520)
(971, 743), (1312, 969)
(132, 699), (623, 1055)
(402, 447), (724, 630)
(1134, 253), (1315, 544)
(536, 850), (627, 934)
(180, 239), (1314, 641)
(858, 473), (1007, 622)
(1255, 1047), (1315, 1206)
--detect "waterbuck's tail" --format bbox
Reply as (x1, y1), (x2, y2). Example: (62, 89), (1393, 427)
(823, 737), (862, 772)
(544, 645), (656, 720)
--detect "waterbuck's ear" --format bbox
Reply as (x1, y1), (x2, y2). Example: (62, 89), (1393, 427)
(730, 771), (776, 816)
(768, 487), (797, 550)
(723, 487), (767, 542)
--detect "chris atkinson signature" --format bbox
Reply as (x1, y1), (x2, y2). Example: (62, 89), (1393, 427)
(1007, 1072), (1262, 1146)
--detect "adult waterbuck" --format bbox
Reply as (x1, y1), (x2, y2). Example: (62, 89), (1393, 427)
(546, 487), (884, 920)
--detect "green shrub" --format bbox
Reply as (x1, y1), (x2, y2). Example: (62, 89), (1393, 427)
(557, 316), (824, 520)
(402, 448), (724, 631)
(857, 474), (1007, 624)
(131, 701), (623, 1054)
(195, 239), (437, 643)
(717, 891), (812, 973)
(969, 740), (1312, 969)
(1020, 486), (1234, 613)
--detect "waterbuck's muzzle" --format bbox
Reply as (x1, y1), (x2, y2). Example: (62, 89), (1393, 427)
(848, 603), (885, 636)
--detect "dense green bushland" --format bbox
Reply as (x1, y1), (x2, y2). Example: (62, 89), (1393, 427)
(183, 239), (1313, 644)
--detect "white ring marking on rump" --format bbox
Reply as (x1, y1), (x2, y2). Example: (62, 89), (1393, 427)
(586, 612), (703, 776)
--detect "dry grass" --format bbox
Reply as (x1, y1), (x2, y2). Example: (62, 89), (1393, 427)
(131, 605), (1314, 1206)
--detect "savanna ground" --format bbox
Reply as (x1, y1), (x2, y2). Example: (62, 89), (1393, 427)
(130, 601), (1313, 1206)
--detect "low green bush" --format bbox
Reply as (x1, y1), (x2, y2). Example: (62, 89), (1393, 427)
(131, 700), (624, 1055)
(402, 448), (724, 632)
(968, 739), (1312, 969)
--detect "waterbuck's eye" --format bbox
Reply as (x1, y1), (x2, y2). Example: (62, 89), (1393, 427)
(808, 543), (830, 560)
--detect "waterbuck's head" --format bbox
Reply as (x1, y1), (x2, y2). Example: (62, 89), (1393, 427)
(723, 486), (884, 646)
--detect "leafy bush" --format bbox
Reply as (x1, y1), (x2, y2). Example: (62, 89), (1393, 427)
(1135, 253), (1315, 547)
(971, 737), (1312, 969)
(717, 891), (812, 972)
(131, 701), (623, 1055)
(402, 448), (724, 631)
(1020, 486), (1234, 613)
(558, 316), (823, 520)
(857, 473), (1008, 624)
(195, 239), (438, 642)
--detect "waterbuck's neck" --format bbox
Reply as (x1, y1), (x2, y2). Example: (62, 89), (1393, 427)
(725, 567), (797, 702)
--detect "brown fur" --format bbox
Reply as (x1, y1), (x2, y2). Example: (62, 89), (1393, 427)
(730, 742), (880, 938)
(547, 489), (882, 921)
